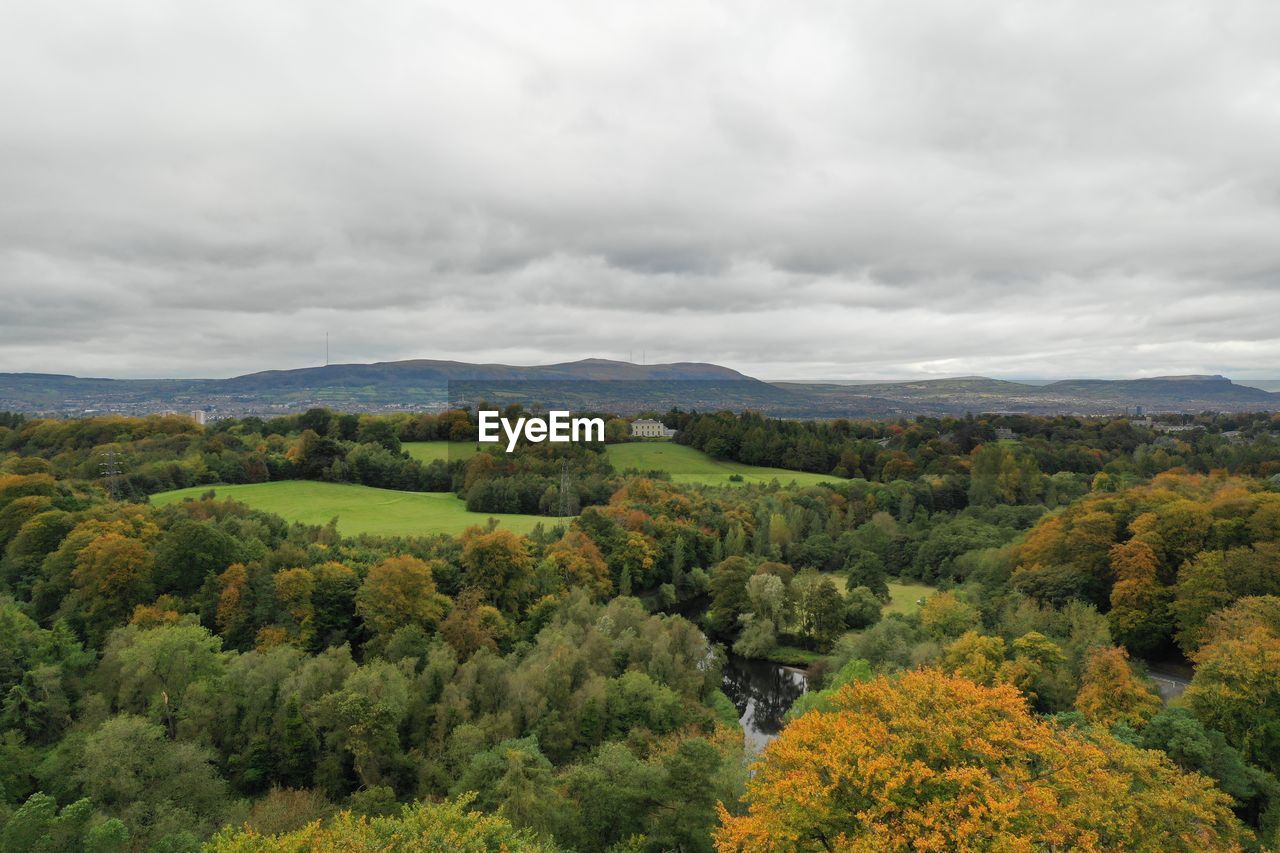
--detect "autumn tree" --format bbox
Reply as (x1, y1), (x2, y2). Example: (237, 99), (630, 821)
(1184, 596), (1280, 774)
(206, 796), (555, 852)
(66, 533), (155, 643)
(460, 528), (535, 614)
(440, 588), (509, 660)
(918, 591), (980, 640)
(1108, 538), (1174, 655)
(273, 567), (315, 648)
(716, 669), (1251, 851)
(612, 531), (659, 595)
(355, 556), (450, 651)
(307, 560), (359, 652)
(1173, 546), (1280, 655)
(1074, 645), (1161, 728)
(542, 531), (612, 600)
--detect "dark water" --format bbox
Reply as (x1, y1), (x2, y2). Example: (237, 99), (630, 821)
(721, 655), (808, 751)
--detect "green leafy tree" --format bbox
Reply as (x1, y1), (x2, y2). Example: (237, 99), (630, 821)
(75, 715), (231, 847)
(151, 519), (247, 597)
(843, 585), (883, 630)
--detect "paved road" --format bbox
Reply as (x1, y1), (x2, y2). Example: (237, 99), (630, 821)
(1146, 669), (1191, 701)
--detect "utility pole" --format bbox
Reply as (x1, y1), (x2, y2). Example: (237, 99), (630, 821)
(99, 448), (122, 501)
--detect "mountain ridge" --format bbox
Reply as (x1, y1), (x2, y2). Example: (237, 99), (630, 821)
(1, 359), (1277, 418)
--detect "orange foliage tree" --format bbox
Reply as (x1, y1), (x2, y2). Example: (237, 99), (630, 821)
(543, 530), (612, 600)
(715, 669), (1249, 852)
(1074, 645), (1161, 728)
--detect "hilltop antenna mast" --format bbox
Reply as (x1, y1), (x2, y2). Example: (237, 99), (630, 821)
(98, 448), (123, 501)
(325, 332), (330, 366)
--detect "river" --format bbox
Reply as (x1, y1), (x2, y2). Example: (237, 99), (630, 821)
(720, 655), (809, 752)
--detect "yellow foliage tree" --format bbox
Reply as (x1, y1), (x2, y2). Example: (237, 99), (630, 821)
(1074, 646), (1161, 728)
(715, 669), (1249, 852)
(543, 530), (612, 600)
(460, 528), (534, 613)
(355, 555), (450, 648)
(208, 795), (556, 852)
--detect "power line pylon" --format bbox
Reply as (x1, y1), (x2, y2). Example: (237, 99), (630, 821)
(99, 448), (123, 501)
(559, 458), (572, 517)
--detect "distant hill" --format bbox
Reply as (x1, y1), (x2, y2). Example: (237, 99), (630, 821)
(1039, 375), (1275, 406)
(0, 358), (796, 417)
(1, 361), (1276, 418)
(776, 374), (1278, 416)
(1221, 379), (1280, 393)
(214, 357), (750, 391)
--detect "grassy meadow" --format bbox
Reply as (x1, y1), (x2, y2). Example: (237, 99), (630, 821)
(149, 442), (835, 539)
(150, 481), (552, 537)
(402, 440), (480, 464)
(403, 439), (840, 488)
(604, 442), (838, 488)
(885, 580), (936, 615)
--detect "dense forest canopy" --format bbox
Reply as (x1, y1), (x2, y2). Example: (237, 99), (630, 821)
(1, 407), (1279, 850)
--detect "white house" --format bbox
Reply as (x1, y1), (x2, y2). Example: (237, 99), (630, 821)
(631, 418), (676, 438)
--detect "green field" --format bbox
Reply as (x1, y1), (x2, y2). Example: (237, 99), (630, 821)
(150, 481), (551, 537)
(404, 439), (840, 488)
(885, 581), (937, 615)
(403, 441), (480, 464)
(605, 442), (838, 488)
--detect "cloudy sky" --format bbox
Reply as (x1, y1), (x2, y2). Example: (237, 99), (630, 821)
(2, 1), (1279, 381)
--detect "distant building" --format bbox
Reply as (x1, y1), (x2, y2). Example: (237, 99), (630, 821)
(1133, 418), (1201, 435)
(994, 427), (1017, 441)
(191, 410), (207, 425)
(631, 419), (676, 438)
(1134, 405), (1144, 417)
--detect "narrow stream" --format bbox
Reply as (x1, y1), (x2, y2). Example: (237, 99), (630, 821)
(719, 654), (1191, 754)
(720, 655), (808, 751)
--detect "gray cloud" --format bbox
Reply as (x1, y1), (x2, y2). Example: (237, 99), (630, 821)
(1, 0), (1279, 380)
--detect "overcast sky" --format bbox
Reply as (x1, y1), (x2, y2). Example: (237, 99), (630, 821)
(2, 1), (1279, 380)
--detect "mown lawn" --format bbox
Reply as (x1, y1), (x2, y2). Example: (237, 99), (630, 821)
(404, 440), (839, 489)
(402, 441), (480, 464)
(605, 442), (839, 488)
(885, 581), (937, 615)
(150, 480), (553, 538)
